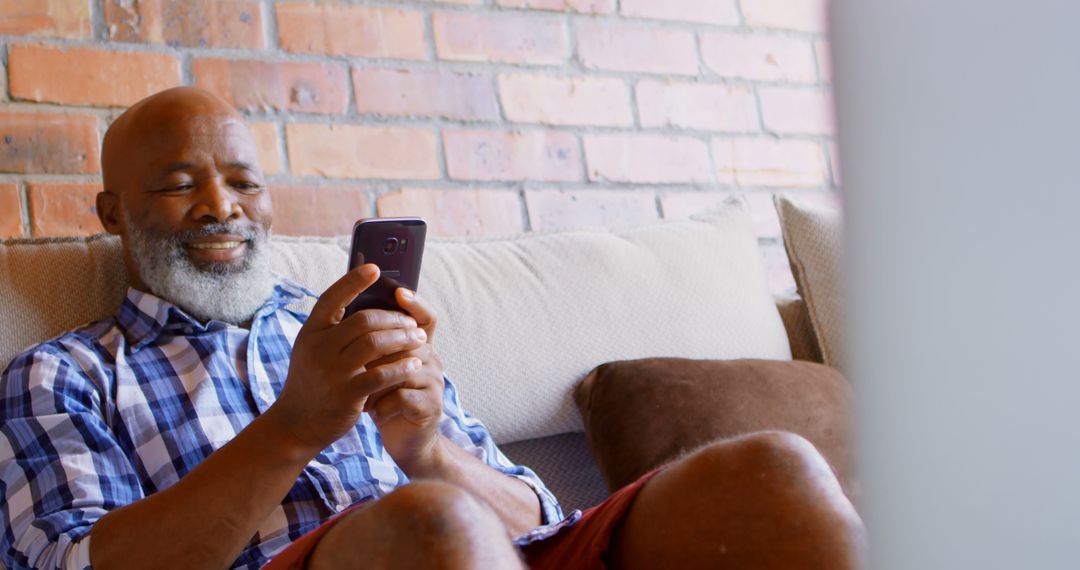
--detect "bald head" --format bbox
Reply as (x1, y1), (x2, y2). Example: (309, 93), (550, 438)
(102, 87), (247, 192)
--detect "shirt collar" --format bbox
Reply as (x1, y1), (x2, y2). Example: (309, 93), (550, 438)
(117, 277), (314, 353)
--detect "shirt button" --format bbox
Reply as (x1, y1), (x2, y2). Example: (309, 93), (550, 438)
(335, 504), (347, 513)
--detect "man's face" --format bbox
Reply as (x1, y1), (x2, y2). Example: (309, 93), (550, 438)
(121, 115), (271, 270)
(100, 93), (279, 324)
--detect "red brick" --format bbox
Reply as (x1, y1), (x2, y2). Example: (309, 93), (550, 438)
(583, 134), (711, 184)
(759, 88), (836, 135)
(248, 122), (282, 176)
(276, 4), (425, 59)
(105, 0), (264, 49)
(193, 59), (349, 115)
(816, 40), (832, 84)
(0, 184), (23, 237)
(525, 189), (657, 231)
(621, 0), (738, 25)
(661, 191), (781, 238)
(27, 182), (103, 237)
(354, 67), (499, 121)
(499, 74), (632, 127)
(576, 21), (697, 75)
(0, 0), (91, 39)
(636, 81), (758, 132)
(9, 45), (181, 108)
(443, 130), (581, 182)
(377, 188), (524, 237)
(269, 185), (370, 236)
(496, 0), (615, 14)
(286, 124), (439, 180)
(434, 12), (569, 66)
(700, 32), (817, 83)
(741, 0), (827, 33)
(0, 113), (99, 174)
(711, 138), (826, 187)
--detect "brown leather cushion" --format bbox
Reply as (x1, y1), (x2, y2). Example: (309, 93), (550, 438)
(574, 358), (854, 497)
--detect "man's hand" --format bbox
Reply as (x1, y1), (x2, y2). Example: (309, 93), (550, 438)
(268, 264), (429, 456)
(362, 287), (446, 473)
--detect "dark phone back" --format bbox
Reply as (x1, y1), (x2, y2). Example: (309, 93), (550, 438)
(344, 218), (427, 316)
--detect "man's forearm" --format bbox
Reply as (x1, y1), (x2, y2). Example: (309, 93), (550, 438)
(89, 408), (314, 570)
(404, 435), (543, 537)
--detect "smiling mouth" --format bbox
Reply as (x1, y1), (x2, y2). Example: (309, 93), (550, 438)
(188, 241), (245, 250)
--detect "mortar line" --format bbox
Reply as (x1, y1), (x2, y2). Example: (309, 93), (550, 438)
(517, 186), (532, 232)
(90, 0), (107, 42)
(18, 180), (31, 238)
(262, 0), (279, 52)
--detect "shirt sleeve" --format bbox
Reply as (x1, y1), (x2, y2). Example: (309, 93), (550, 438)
(436, 374), (566, 531)
(0, 346), (143, 570)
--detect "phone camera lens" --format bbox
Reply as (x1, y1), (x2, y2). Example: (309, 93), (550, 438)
(383, 237), (399, 254)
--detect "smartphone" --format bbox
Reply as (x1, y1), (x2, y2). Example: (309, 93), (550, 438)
(343, 217), (427, 317)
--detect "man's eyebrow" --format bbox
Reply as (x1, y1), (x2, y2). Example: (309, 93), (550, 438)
(160, 161), (195, 175)
(225, 161), (258, 173)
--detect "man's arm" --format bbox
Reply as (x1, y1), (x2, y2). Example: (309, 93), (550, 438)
(89, 408), (315, 568)
(406, 433), (543, 537)
(91, 265), (427, 569)
(363, 289), (546, 537)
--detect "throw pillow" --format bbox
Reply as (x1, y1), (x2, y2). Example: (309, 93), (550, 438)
(575, 358), (854, 497)
(774, 194), (844, 370)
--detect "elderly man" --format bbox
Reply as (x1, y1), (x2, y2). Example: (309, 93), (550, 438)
(0, 87), (864, 569)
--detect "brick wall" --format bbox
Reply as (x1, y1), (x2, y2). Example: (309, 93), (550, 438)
(0, 0), (837, 292)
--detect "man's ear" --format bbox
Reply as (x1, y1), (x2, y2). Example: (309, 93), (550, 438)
(96, 191), (124, 235)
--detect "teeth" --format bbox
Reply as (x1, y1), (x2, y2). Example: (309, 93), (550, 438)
(189, 241), (243, 250)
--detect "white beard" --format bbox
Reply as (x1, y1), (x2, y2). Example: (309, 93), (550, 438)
(124, 211), (277, 325)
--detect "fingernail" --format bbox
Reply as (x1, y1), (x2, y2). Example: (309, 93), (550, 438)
(414, 329), (427, 341)
(400, 289), (414, 300)
(407, 358), (422, 371)
(360, 264), (378, 277)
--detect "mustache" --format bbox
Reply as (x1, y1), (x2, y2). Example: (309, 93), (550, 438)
(171, 223), (265, 244)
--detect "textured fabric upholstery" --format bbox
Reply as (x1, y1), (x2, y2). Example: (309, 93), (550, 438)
(775, 194), (844, 370)
(501, 433), (609, 513)
(1, 197), (792, 446)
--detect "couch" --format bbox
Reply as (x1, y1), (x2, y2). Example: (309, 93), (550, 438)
(0, 195), (837, 519)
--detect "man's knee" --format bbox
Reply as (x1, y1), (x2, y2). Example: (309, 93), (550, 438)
(308, 481), (521, 570)
(678, 432), (864, 560)
(682, 431), (838, 490)
(372, 480), (498, 537)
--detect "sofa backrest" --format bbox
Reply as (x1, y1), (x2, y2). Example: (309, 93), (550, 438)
(0, 199), (794, 444)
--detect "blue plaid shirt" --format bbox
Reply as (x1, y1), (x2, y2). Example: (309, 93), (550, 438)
(0, 280), (569, 570)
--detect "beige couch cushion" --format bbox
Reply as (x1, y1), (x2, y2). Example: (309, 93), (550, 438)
(775, 194), (844, 370)
(1, 197), (791, 443)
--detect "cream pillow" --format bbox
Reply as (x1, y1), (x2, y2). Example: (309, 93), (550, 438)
(774, 194), (844, 370)
(1, 197), (792, 443)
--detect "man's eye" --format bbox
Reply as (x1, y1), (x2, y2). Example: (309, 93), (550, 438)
(233, 181), (264, 192)
(158, 183), (194, 193)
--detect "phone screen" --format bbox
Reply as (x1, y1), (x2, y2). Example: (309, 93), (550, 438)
(344, 217), (427, 316)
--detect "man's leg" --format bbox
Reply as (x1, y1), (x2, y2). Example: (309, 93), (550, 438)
(609, 431), (866, 570)
(307, 480), (525, 570)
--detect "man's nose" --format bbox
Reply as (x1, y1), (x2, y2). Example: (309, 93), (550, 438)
(191, 178), (241, 223)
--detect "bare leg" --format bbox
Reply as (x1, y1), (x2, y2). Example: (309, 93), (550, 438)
(307, 480), (526, 570)
(609, 431), (867, 570)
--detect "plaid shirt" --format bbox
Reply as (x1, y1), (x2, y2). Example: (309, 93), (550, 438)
(0, 280), (570, 570)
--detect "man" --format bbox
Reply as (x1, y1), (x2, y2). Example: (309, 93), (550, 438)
(0, 87), (864, 569)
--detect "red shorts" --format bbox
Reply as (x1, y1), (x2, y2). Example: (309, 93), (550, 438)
(265, 468), (661, 570)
